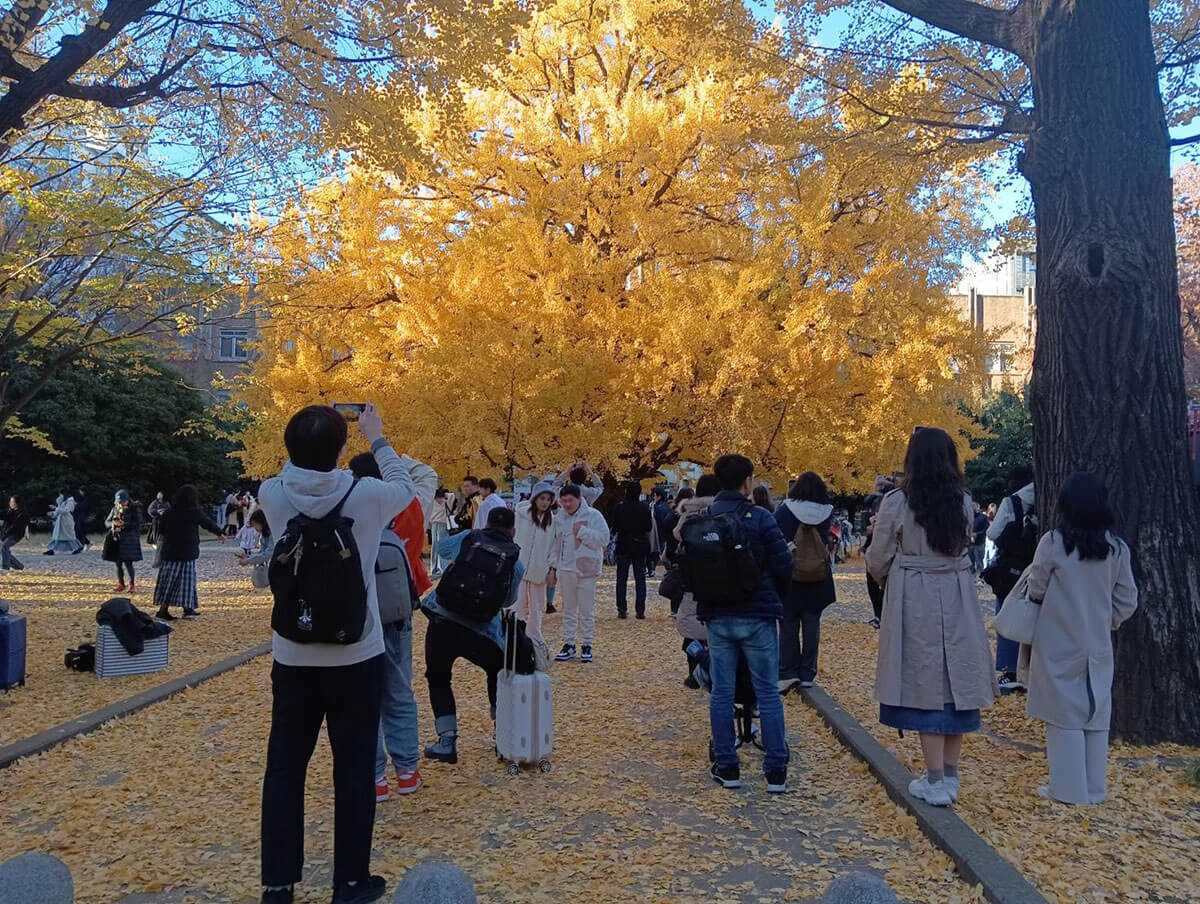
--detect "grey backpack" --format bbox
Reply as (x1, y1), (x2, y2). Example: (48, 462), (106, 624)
(376, 530), (416, 624)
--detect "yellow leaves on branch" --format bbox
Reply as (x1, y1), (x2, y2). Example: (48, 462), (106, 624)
(237, 0), (989, 489)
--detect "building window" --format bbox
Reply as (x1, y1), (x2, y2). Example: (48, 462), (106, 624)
(218, 329), (250, 361)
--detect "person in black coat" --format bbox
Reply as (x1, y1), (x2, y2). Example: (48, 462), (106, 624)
(1, 495), (29, 571)
(154, 485), (225, 620)
(74, 487), (94, 550)
(609, 482), (653, 619)
(774, 472), (837, 694)
(104, 490), (143, 593)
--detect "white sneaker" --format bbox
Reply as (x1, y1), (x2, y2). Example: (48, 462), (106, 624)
(908, 774), (953, 806)
(944, 775), (960, 802)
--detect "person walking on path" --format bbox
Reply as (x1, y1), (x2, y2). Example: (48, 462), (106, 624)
(472, 477), (507, 530)
(420, 506), (523, 764)
(1, 496), (28, 571)
(554, 460), (604, 506)
(153, 485), (226, 620)
(147, 492), (170, 549)
(257, 402), (415, 904)
(552, 484), (609, 663)
(610, 482), (653, 619)
(775, 472), (837, 695)
(45, 490), (84, 556)
(694, 454), (792, 794)
(513, 481), (561, 647)
(103, 490), (143, 591)
(866, 427), (995, 808)
(985, 465), (1037, 693)
(74, 487), (94, 550)
(428, 488), (455, 576)
(1023, 473), (1138, 805)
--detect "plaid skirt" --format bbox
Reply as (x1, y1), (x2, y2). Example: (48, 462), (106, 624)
(154, 559), (199, 612)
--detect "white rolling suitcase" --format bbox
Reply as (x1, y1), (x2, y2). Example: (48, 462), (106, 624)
(495, 613), (554, 774)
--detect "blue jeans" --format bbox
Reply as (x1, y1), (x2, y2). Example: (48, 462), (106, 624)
(430, 523), (450, 576)
(707, 617), (789, 774)
(995, 594), (1020, 675)
(375, 620), (419, 777)
(615, 554), (647, 616)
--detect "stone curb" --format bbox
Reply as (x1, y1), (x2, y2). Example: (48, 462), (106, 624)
(0, 641), (272, 770)
(799, 684), (1048, 904)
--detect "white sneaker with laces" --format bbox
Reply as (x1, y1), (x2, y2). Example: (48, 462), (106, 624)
(944, 775), (960, 802)
(908, 774), (953, 806)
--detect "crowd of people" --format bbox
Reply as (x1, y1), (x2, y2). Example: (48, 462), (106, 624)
(0, 402), (1143, 904)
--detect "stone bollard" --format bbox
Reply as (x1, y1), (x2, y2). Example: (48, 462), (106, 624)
(393, 860), (477, 904)
(821, 870), (900, 904)
(0, 852), (74, 904)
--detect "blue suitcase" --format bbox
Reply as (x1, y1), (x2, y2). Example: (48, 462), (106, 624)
(0, 613), (27, 690)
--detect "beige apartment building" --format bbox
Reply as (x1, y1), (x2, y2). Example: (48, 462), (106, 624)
(952, 251), (1037, 393)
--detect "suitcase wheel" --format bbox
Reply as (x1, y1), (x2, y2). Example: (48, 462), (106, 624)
(507, 762), (520, 776)
(538, 758), (552, 774)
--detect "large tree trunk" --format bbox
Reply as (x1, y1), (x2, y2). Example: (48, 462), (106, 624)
(1020, 0), (1200, 743)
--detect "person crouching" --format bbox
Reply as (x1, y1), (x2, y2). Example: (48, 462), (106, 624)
(420, 506), (523, 764)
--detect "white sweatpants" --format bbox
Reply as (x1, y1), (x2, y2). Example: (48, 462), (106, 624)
(517, 580), (547, 646)
(1045, 724), (1109, 805)
(559, 569), (598, 646)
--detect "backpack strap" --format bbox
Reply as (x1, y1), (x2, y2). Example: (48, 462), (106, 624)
(326, 479), (359, 520)
(1010, 494), (1023, 525)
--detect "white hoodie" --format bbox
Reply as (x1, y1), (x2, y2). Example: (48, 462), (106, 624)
(258, 439), (416, 668)
(553, 501), (609, 574)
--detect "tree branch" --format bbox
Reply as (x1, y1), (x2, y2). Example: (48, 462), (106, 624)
(880, 0), (1032, 61)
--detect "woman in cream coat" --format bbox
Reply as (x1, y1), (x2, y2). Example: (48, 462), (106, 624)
(867, 427), (995, 807)
(513, 481), (562, 647)
(1024, 473), (1137, 805)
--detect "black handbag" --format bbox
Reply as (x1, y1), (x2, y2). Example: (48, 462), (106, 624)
(657, 565), (685, 603)
(101, 531), (120, 562)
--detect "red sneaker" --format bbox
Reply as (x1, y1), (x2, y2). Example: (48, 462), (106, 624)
(395, 770), (423, 795)
(112, 583), (126, 592)
(128, 582), (136, 594)
(375, 779), (390, 803)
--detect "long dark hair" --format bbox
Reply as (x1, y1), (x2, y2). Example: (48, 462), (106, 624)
(901, 427), (968, 556)
(694, 474), (722, 498)
(788, 472), (829, 504)
(172, 485), (200, 510)
(1057, 473), (1116, 560)
(529, 491), (553, 530)
(752, 485), (774, 512)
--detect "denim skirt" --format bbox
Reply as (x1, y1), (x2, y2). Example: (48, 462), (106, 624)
(879, 702), (981, 734)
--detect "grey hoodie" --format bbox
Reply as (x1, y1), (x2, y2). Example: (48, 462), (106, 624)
(258, 439), (415, 668)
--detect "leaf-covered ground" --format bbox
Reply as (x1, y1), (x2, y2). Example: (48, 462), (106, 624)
(2, 550), (1196, 903)
(820, 569), (1200, 904)
(1, 552), (978, 904)
(0, 541), (271, 746)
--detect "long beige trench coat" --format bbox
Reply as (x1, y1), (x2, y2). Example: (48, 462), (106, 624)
(866, 490), (996, 712)
(1024, 530), (1138, 730)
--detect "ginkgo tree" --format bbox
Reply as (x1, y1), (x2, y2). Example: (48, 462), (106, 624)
(238, 0), (989, 491)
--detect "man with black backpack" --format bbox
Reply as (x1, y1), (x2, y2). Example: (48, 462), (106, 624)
(257, 403), (415, 904)
(420, 506), (524, 765)
(984, 465), (1037, 693)
(679, 454), (792, 793)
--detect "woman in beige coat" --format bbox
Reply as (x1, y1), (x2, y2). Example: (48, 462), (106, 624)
(1024, 473), (1137, 805)
(867, 428), (995, 807)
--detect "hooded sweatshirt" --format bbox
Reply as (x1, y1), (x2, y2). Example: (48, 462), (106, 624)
(258, 438), (416, 668)
(553, 499), (609, 574)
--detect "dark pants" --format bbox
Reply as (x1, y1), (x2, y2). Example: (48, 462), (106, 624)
(615, 554), (647, 616)
(780, 604), (822, 682)
(261, 655), (383, 889)
(995, 586), (1020, 675)
(74, 519), (89, 547)
(424, 617), (503, 720)
(116, 561), (136, 584)
(866, 574), (884, 620)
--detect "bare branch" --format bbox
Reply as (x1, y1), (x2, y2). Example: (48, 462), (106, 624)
(880, 0), (1032, 61)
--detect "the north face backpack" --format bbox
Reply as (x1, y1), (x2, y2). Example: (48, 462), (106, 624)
(678, 503), (762, 608)
(792, 524), (831, 582)
(437, 530), (520, 622)
(269, 482), (367, 644)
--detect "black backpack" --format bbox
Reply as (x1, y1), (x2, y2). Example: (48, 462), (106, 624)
(269, 482), (367, 645)
(437, 529), (520, 621)
(678, 502), (762, 608)
(995, 494), (1038, 566)
(64, 642), (95, 672)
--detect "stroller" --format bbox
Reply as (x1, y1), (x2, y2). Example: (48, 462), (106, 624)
(690, 641), (764, 760)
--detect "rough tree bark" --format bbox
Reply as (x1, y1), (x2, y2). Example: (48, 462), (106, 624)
(1019, 0), (1200, 744)
(882, 0), (1200, 743)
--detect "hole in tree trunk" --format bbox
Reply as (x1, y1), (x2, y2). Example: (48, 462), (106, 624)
(1087, 243), (1105, 279)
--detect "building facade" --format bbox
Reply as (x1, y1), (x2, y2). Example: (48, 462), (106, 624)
(953, 251), (1037, 393)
